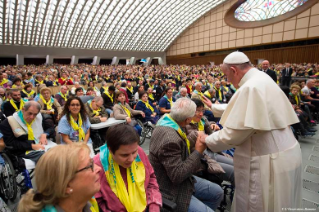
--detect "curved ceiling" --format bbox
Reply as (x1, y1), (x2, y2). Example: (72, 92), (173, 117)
(0, 0), (226, 52)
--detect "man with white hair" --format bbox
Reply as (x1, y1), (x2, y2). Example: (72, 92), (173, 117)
(0, 101), (53, 163)
(175, 87), (189, 99)
(149, 98), (223, 212)
(202, 51), (302, 212)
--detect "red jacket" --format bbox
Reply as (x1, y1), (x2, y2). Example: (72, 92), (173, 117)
(58, 78), (73, 85)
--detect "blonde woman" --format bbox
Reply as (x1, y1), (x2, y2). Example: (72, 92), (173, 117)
(18, 143), (101, 212)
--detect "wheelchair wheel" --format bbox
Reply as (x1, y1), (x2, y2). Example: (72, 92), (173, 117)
(137, 119), (147, 146)
(0, 153), (17, 202)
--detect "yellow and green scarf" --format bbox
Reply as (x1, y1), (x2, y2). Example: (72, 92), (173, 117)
(100, 144), (146, 212)
(148, 93), (155, 101)
(191, 118), (205, 131)
(163, 95), (173, 108)
(42, 197), (99, 212)
(157, 114), (190, 154)
(214, 86), (222, 101)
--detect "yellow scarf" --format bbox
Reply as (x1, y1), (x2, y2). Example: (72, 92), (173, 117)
(0, 78), (9, 86)
(120, 104), (131, 117)
(59, 92), (67, 101)
(191, 119), (205, 131)
(148, 84), (154, 90)
(69, 114), (85, 142)
(89, 198), (99, 212)
(148, 93), (154, 101)
(60, 77), (67, 82)
(189, 85), (193, 93)
(127, 86), (134, 93)
(35, 79), (44, 85)
(204, 90), (211, 98)
(53, 80), (58, 86)
(224, 86), (229, 93)
(140, 100), (154, 112)
(164, 95), (173, 108)
(90, 102), (101, 116)
(40, 95), (53, 110)
(12, 84), (19, 89)
(10, 99), (24, 111)
(295, 95), (299, 105)
(104, 90), (113, 103)
(214, 86), (222, 101)
(22, 89), (35, 98)
(100, 145), (146, 212)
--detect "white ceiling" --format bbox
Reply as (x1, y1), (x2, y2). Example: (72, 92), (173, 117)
(0, 0), (227, 52)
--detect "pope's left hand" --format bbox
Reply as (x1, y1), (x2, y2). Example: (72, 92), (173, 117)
(39, 134), (48, 145)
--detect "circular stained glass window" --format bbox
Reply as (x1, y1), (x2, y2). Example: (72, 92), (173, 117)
(235, 0), (309, 21)
(224, 0), (318, 28)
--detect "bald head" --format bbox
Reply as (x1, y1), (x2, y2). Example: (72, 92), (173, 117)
(262, 60), (270, 70)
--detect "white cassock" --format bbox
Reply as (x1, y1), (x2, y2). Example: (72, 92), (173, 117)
(205, 68), (302, 212)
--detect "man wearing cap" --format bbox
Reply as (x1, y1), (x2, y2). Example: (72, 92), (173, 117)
(202, 51), (302, 212)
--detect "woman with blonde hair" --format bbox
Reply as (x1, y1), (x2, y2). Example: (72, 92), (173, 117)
(18, 143), (101, 212)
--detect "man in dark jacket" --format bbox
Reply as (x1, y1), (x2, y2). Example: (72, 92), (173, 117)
(149, 98), (223, 212)
(260, 60), (277, 83)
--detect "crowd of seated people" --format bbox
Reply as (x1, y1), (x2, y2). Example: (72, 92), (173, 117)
(0, 61), (317, 211)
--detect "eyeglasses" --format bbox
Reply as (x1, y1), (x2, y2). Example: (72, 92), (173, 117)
(70, 104), (81, 107)
(195, 110), (205, 114)
(76, 160), (94, 174)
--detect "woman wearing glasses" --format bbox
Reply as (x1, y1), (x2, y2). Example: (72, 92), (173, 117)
(94, 124), (162, 212)
(58, 96), (92, 144)
(18, 143), (101, 212)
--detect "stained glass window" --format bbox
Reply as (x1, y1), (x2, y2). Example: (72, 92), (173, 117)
(235, 0), (309, 21)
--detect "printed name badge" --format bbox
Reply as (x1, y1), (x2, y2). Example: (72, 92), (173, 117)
(72, 131), (79, 138)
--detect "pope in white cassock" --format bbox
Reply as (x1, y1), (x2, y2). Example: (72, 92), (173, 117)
(202, 52), (302, 212)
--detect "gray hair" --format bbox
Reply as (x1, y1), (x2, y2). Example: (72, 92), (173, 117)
(101, 81), (107, 86)
(194, 82), (202, 87)
(306, 79), (314, 84)
(170, 98), (196, 122)
(23, 101), (41, 112)
(179, 86), (187, 92)
(93, 96), (103, 103)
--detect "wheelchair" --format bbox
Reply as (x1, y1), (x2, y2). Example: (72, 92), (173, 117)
(0, 152), (17, 202)
(135, 116), (154, 146)
(0, 148), (35, 203)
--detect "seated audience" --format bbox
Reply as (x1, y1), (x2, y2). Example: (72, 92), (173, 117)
(94, 125), (162, 212)
(146, 87), (156, 105)
(113, 91), (145, 135)
(0, 72), (10, 88)
(54, 85), (69, 107)
(158, 87), (176, 115)
(34, 75), (46, 87)
(11, 77), (23, 89)
(75, 87), (84, 97)
(102, 85), (115, 115)
(149, 98), (223, 211)
(186, 99), (235, 186)
(21, 84), (36, 100)
(175, 87), (189, 99)
(134, 85), (144, 102)
(84, 96), (108, 124)
(45, 74), (59, 87)
(88, 81), (101, 96)
(58, 96), (92, 144)
(135, 91), (159, 125)
(18, 143), (101, 212)
(0, 101), (53, 163)
(3, 89), (25, 117)
(214, 81), (226, 103)
(38, 87), (62, 138)
(126, 81), (134, 101)
(155, 80), (165, 101)
(58, 72), (73, 85)
(204, 88), (217, 102)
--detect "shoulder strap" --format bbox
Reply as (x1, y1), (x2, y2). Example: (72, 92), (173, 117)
(7, 116), (27, 138)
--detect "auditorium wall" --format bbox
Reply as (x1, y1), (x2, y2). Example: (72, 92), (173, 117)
(166, 0), (319, 65)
